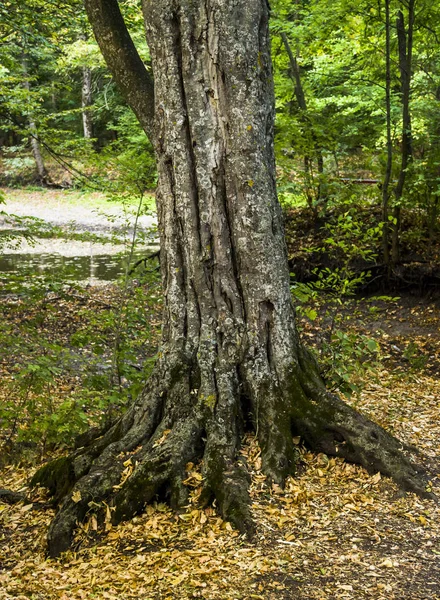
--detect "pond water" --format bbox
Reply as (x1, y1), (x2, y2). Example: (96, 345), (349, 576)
(0, 252), (137, 284)
(0, 190), (159, 286)
(0, 237), (157, 286)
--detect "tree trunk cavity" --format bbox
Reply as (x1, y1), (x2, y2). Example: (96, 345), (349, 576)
(32, 0), (433, 558)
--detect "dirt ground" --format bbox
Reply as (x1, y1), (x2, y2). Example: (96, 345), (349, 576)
(0, 288), (439, 600)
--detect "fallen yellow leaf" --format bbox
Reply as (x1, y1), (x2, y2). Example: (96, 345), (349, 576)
(72, 490), (82, 503)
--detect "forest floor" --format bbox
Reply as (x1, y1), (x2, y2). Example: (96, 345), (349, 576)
(0, 194), (439, 599)
(0, 288), (439, 600)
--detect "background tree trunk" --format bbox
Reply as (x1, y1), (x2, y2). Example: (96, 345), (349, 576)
(392, 2), (415, 264)
(32, 0), (432, 558)
(81, 66), (93, 139)
(280, 31), (325, 214)
(22, 56), (49, 185)
(382, 0), (392, 269)
(80, 34), (93, 139)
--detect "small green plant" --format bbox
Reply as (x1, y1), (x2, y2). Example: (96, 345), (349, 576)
(0, 185), (160, 457)
(291, 278), (381, 397)
(403, 341), (429, 371)
(321, 209), (381, 267)
(321, 330), (380, 396)
(291, 211), (384, 396)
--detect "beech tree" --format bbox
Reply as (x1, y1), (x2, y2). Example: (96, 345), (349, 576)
(32, 0), (432, 557)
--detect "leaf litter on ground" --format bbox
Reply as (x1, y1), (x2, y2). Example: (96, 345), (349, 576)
(0, 289), (439, 600)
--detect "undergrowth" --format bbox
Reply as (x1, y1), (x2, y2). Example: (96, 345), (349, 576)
(0, 188), (161, 459)
(291, 211), (389, 397)
(0, 202), (426, 458)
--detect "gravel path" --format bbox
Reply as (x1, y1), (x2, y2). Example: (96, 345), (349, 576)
(0, 188), (157, 258)
(0, 188), (156, 234)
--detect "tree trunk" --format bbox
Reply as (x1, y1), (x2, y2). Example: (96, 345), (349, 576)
(392, 3), (415, 264)
(280, 31), (325, 214)
(428, 85), (440, 242)
(382, 0), (392, 269)
(22, 56), (49, 185)
(32, 0), (432, 558)
(81, 67), (93, 138)
(80, 34), (94, 139)
(29, 121), (48, 184)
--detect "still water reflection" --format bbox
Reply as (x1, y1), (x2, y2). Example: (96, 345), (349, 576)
(0, 235), (156, 285)
(0, 252), (133, 284)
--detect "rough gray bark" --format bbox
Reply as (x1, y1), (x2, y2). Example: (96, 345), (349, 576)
(84, 0), (154, 138)
(32, 0), (433, 558)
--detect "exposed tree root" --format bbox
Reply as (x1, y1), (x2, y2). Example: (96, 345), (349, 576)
(31, 352), (434, 558)
(0, 489), (26, 504)
(292, 389), (432, 497)
(294, 348), (434, 498)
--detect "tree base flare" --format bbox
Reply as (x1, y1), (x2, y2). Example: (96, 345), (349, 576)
(30, 354), (434, 558)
